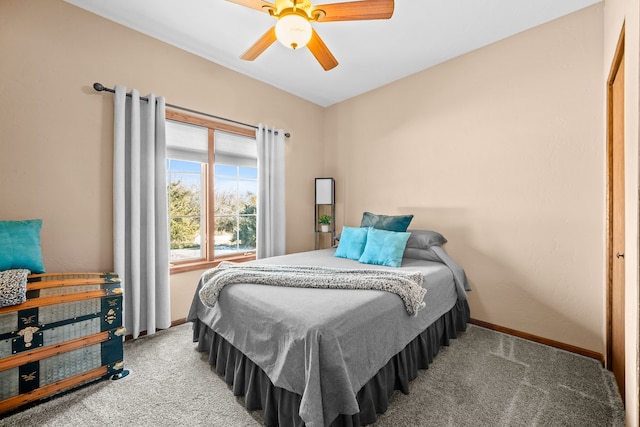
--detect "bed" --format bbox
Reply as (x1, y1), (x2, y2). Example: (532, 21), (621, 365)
(187, 229), (470, 427)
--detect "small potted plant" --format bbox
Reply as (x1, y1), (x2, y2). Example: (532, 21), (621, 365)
(318, 214), (332, 232)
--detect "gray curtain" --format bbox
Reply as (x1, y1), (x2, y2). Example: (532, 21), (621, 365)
(256, 124), (286, 258)
(113, 85), (171, 339)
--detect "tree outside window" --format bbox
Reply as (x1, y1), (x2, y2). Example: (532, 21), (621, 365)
(165, 112), (258, 273)
(214, 165), (257, 256)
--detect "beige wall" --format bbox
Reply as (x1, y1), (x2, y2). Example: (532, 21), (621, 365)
(325, 4), (605, 353)
(0, 1), (324, 322)
(604, 0), (640, 424)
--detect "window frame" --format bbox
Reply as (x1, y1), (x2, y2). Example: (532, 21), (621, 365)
(166, 109), (257, 274)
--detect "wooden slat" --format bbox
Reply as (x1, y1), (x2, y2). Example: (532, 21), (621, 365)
(28, 272), (116, 280)
(0, 290), (119, 315)
(0, 365), (109, 414)
(315, 0), (394, 22)
(26, 277), (120, 291)
(165, 110), (255, 137)
(307, 28), (338, 70)
(241, 26), (277, 61)
(0, 331), (113, 372)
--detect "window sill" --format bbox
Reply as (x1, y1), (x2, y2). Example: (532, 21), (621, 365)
(170, 253), (256, 274)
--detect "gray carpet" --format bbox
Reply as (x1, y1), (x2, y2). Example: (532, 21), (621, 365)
(0, 323), (624, 427)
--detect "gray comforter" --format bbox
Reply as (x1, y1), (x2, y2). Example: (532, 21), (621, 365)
(188, 248), (468, 427)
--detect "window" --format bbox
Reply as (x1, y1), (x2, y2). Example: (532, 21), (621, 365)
(214, 164), (257, 256)
(165, 111), (257, 273)
(213, 130), (257, 257)
(167, 158), (205, 262)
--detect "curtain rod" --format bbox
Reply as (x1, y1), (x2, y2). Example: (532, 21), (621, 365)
(92, 83), (290, 138)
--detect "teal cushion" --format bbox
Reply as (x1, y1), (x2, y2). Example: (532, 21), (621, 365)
(334, 226), (368, 260)
(360, 211), (414, 232)
(0, 219), (45, 273)
(359, 228), (411, 268)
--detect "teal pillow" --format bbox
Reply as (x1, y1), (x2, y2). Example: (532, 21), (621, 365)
(334, 226), (368, 260)
(359, 227), (411, 268)
(360, 211), (414, 232)
(0, 219), (45, 273)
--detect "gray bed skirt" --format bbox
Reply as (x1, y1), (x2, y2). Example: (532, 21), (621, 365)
(191, 299), (470, 427)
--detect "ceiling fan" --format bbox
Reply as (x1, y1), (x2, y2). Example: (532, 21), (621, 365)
(227, 0), (394, 71)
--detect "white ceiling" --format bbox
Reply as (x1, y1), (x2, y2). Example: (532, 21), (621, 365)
(65, 0), (601, 107)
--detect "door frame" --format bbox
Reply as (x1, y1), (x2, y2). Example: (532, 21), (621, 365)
(605, 23), (625, 375)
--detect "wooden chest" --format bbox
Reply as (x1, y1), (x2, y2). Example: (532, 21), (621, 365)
(0, 272), (125, 414)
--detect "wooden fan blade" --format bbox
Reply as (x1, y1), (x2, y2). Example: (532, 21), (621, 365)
(315, 0), (394, 22)
(307, 29), (338, 71)
(226, 0), (273, 12)
(241, 26), (277, 61)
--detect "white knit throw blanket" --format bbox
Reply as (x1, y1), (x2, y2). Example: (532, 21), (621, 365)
(199, 261), (427, 316)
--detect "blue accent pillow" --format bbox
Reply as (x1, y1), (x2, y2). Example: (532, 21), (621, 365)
(358, 227), (411, 268)
(334, 226), (368, 260)
(360, 211), (414, 232)
(0, 219), (45, 273)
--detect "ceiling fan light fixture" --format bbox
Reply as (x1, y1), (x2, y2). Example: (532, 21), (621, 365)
(275, 11), (312, 50)
(230, 0), (394, 71)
